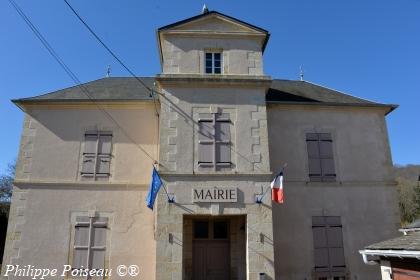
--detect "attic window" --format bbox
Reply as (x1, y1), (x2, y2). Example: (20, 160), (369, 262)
(205, 52), (222, 74)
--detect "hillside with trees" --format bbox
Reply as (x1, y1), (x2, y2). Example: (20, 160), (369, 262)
(394, 164), (420, 225)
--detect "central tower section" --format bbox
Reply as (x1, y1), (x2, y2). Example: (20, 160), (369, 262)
(155, 10), (275, 280)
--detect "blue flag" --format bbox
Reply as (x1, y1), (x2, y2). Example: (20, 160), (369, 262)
(146, 167), (163, 210)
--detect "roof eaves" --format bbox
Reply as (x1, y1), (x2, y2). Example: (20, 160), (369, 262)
(157, 11), (270, 54)
(266, 100), (398, 112)
(158, 11), (269, 34)
(12, 99), (153, 103)
(360, 249), (420, 259)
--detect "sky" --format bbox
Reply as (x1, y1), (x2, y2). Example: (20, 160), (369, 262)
(0, 0), (419, 173)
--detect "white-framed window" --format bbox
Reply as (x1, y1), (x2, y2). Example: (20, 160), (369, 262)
(72, 216), (108, 272)
(81, 131), (112, 179)
(205, 52), (222, 74)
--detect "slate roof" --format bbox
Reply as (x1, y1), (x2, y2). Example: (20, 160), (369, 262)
(12, 77), (154, 103)
(12, 77), (397, 114)
(365, 231), (420, 251)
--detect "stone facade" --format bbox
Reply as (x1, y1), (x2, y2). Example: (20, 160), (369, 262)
(2, 10), (400, 280)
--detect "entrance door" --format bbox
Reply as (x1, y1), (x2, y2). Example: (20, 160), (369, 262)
(192, 220), (230, 280)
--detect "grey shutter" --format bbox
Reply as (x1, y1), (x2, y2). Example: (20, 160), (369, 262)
(312, 216), (346, 276)
(306, 134), (321, 181)
(312, 226), (329, 271)
(319, 134), (336, 181)
(327, 226), (345, 271)
(215, 121), (230, 164)
(97, 133), (112, 176)
(198, 118), (213, 165)
(91, 217), (107, 270)
(82, 134), (97, 175)
(73, 217), (90, 269)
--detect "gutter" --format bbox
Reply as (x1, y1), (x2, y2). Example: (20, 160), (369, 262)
(359, 249), (420, 262)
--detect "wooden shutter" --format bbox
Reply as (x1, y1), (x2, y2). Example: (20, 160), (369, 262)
(319, 133), (336, 181)
(306, 133), (321, 181)
(312, 226), (329, 271)
(215, 120), (231, 164)
(91, 217), (107, 270)
(82, 133), (97, 176)
(97, 133), (112, 176)
(312, 216), (346, 277)
(198, 114), (213, 166)
(73, 216), (90, 269)
(326, 217), (345, 272)
(307, 133), (336, 182)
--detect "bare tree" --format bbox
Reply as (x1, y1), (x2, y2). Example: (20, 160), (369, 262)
(394, 165), (420, 225)
(0, 162), (15, 216)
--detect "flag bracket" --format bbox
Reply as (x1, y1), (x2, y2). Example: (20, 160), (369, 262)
(255, 186), (271, 204)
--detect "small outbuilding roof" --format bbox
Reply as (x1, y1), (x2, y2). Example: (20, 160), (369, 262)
(365, 232), (420, 251)
(403, 219), (420, 230)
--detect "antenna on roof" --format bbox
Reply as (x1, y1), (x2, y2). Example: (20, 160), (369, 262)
(202, 4), (209, 14)
(106, 65), (111, 78)
(300, 65), (304, 81)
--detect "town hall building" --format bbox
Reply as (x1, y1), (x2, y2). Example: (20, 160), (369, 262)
(3, 9), (400, 280)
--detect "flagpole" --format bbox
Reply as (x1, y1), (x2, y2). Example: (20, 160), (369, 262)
(256, 186), (271, 204)
(256, 164), (287, 204)
(161, 182), (175, 203)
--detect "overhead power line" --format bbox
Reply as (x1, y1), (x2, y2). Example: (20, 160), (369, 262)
(8, 0), (158, 164)
(63, 0), (160, 118)
(63, 0), (152, 93)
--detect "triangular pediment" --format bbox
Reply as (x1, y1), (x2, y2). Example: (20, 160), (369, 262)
(159, 12), (268, 35)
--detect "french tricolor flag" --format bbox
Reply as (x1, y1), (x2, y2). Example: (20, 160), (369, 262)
(271, 172), (284, 203)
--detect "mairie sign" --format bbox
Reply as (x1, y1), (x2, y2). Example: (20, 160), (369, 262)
(192, 187), (237, 203)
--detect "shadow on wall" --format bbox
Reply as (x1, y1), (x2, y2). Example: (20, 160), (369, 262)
(24, 107), (159, 144)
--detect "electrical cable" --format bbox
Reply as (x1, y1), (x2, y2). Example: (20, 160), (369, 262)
(8, 0), (159, 164)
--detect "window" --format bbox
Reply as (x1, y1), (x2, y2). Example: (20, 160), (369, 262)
(312, 216), (346, 280)
(306, 133), (336, 182)
(194, 221), (209, 239)
(81, 131), (112, 178)
(205, 52), (222, 74)
(198, 113), (231, 171)
(72, 216), (108, 271)
(193, 220), (229, 240)
(213, 221), (228, 239)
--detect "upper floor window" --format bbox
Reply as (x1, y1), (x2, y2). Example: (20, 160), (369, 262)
(312, 216), (346, 280)
(198, 113), (231, 171)
(81, 131), (112, 179)
(306, 133), (336, 182)
(205, 52), (222, 74)
(72, 216), (108, 272)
